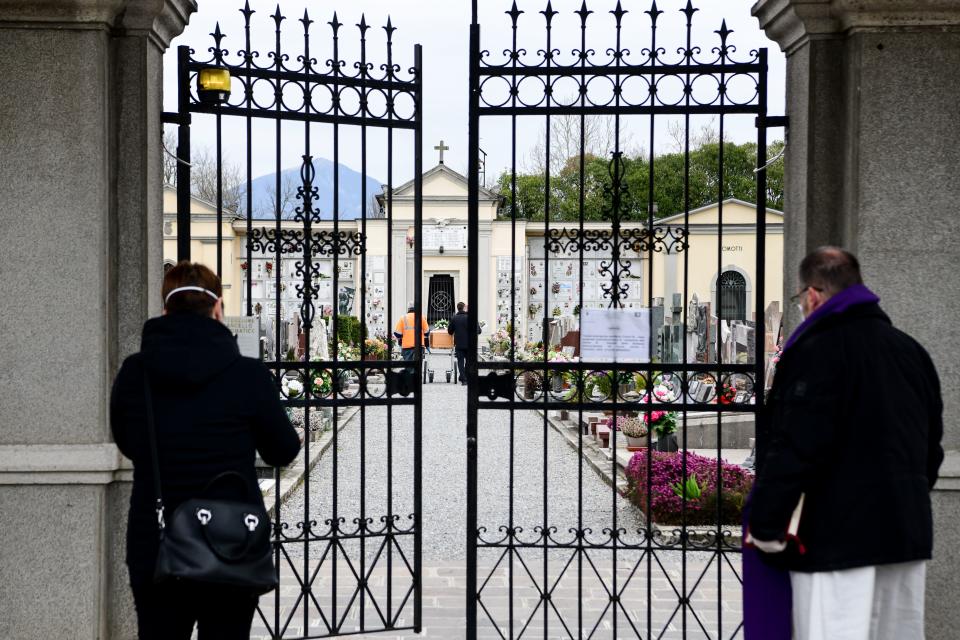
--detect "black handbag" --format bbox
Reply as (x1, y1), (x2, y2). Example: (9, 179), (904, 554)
(143, 375), (278, 595)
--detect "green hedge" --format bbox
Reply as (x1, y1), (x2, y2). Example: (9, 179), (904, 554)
(335, 315), (363, 346)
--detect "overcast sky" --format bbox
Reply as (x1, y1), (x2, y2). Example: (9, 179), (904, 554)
(163, 0), (785, 188)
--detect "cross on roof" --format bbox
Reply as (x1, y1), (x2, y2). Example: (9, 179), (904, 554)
(434, 140), (450, 165)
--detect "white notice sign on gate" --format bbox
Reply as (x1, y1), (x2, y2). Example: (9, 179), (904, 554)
(580, 308), (650, 362)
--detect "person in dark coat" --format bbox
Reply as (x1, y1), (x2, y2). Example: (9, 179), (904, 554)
(111, 262), (300, 640)
(448, 302), (480, 385)
(747, 247), (943, 640)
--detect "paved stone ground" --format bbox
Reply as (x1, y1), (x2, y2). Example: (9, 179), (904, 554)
(250, 383), (744, 639)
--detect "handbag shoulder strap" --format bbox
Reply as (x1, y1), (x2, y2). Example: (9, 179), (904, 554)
(142, 372), (166, 532)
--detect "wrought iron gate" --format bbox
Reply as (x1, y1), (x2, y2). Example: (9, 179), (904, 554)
(467, 1), (782, 638)
(167, 5), (423, 637)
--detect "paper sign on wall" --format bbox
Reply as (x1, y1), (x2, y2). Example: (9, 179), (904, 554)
(580, 308), (650, 362)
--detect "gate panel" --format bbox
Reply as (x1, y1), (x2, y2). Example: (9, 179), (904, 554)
(173, 6), (422, 637)
(468, 2), (775, 638)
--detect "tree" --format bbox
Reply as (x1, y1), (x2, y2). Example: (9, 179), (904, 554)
(163, 130), (178, 186)
(190, 147), (244, 216)
(526, 112), (635, 175)
(162, 129), (245, 216)
(497, 139), (785, 221)
(666, 117), (724, 153)
(255, 172), (298, 219)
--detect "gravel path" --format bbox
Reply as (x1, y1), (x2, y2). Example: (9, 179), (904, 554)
(278, 382), (644, 562)
(257, 383), (742, 639)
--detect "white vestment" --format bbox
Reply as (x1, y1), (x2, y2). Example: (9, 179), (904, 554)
(790, 561), (926, 640)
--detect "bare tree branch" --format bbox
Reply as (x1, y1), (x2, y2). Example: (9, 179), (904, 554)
(163, 130), (178, 186)
(525, 110), (627, 174)
(255, 172), (298, 219)
(189, 147), (244, 216)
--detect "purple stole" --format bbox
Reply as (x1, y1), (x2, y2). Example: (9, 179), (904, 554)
(742, 495), (792, 639)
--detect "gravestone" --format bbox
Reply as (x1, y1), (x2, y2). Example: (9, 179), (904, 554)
(259, 315), (275, 361)
(286, 313), (301, 357)
(763, 302), (783, 390)
(694, 381), (714, 404)
(311, 318), (330, 361)
(224, 316), (260, 359)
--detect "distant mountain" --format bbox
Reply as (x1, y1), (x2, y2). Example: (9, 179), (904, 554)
(243, 158), (383, 220)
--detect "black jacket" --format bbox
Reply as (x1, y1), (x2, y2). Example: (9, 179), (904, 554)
(749, 302), (943, 572)
(110, 314), (300, 584)
(448, 311), (480, 350)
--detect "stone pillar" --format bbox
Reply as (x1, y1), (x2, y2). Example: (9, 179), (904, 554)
(752, 1), (960, 636)
(0, 1), (194, 638)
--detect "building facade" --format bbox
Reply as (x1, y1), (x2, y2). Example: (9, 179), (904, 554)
(164, 168), (784, 354)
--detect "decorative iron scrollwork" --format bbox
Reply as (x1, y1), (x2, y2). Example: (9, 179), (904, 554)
(248, 228), (365, 256)
(478, 0), (761, 115)
(544, 151), (689, 308)
(547, 226), (688, 257)
(478, 371), (515, 401)
(184, 3), (418, 128)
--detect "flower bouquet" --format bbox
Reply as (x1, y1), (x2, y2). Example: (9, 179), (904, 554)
(718, 382), (738, 404)
(333, 340), (360, 362)
(486, 329), (515, 357)
(281, 377), (304, 399)
(363, 337), (388, 360)
(310, 370), (332, 397)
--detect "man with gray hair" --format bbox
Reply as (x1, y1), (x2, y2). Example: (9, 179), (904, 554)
(747, 247), (943, 640)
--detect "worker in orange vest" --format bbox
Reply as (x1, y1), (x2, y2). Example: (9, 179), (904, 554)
(393, 302), (430, 362)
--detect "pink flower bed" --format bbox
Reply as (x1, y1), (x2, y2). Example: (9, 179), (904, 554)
(624, 450), (753, 526)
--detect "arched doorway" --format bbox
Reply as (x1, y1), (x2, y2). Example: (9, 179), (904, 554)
(720, 270), (748, 322)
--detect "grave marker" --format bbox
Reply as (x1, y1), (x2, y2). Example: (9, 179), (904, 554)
(225, 316), (261, 359)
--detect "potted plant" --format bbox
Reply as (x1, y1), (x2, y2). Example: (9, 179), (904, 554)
(521, 370), (542, 400)
(618, 415), (648, 451)
(646, 409), (679, 452)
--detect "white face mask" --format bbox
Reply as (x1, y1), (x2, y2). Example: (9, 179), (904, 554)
(796, 303), (805, 321)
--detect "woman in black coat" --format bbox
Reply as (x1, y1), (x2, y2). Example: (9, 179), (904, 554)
(110, 262), (300, 639)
